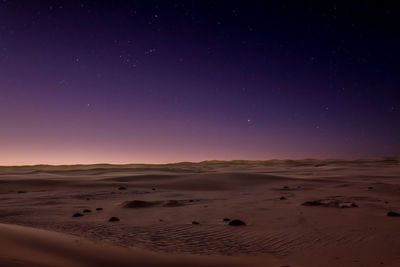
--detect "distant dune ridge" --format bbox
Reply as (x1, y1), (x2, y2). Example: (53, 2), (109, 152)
(0, 158), (399, 267)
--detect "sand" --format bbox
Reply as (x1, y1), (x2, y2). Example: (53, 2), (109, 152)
(0, 223), (266, 267)
(0, 158), (399, 266)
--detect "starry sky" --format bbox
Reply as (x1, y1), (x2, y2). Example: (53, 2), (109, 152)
(0, 1), (399, 165)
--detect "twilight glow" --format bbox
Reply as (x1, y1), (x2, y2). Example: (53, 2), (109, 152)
(0, 1), (399, 165)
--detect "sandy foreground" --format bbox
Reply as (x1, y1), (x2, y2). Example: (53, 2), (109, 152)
(0, 158), (399, 267)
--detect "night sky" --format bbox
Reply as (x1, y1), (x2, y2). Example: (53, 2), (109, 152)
(0, 1), (399, 165)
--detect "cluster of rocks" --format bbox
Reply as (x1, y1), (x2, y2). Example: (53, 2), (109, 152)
(302, 199), (358, 208)
(302, 199), (400, 217)
(72, 207), (119, 222)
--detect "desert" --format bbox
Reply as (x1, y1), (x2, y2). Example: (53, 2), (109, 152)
(2, 1), (399, 266)
(0, 158), (399, 266)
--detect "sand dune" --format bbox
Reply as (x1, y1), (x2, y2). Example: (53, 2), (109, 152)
(0, 158), (399, 266)
(0, 223), (269, 267)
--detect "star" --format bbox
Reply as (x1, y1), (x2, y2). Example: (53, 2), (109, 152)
(145, 48), (156, 55)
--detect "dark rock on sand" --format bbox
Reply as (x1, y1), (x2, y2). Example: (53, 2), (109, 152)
(122, 200), (161, 208)
(72, 212), (83, 217)
(368, 186), (374, 189)
(17, 191), (27, 194)
(109, 217), (120, 222)
(387, 211), (400, 217)
(223, 218), (230, 222)
(280, 196), (286, 200)
(229, 219), (246, 226)
(118, 186), (127, 190)
(302, 200), (321, 206)
(83, 209), (91, 213)
(96, 208), (103, 211)
(163, 200), (185, 207)
(192, 221), (200, 225)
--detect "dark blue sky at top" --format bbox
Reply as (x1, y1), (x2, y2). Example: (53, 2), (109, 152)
(0, 0), (399, 164)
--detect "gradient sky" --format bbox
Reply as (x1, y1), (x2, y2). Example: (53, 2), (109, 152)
(0, 1), (399, 165)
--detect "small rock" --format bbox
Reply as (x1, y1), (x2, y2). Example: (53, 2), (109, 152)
(83, 209), (91, 213)
(229, 219), (246, 226)
(302, 200), (322, 206)
(283, 186), (289, 189)
(368, 187), (374, 189)
(118, 186), (127, 190)
(192, 221), (200, 225)
(152, 188), (156, 191)
(223, 218), (230, 222)
(387, 211), (400, 217)
(17, 190), (26, 194)
(280, 196), (286, 200)
(72, 212), (83, 217)
(109, 217), (120, 222)
(96, 208), (103, 211)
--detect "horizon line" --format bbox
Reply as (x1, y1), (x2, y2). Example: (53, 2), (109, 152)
(1, 156), (399, 167)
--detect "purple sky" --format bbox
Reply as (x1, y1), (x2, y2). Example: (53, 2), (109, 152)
(0, 1), (399, 165)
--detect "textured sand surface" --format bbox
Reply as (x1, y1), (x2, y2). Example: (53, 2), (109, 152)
(0, 158), (399, 266)
(0, 223), (265, 267)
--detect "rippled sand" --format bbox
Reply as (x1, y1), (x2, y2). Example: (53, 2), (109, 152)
(0, 158), (399, 266)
